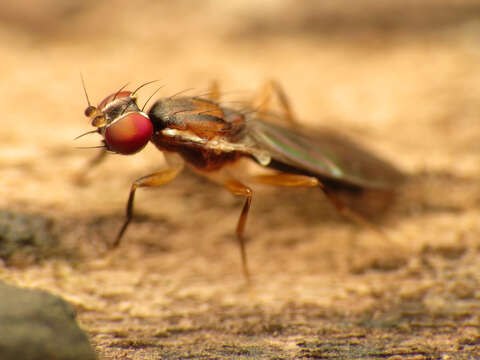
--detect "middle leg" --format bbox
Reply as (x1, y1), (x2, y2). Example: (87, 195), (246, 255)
(224, 173), (322, 279)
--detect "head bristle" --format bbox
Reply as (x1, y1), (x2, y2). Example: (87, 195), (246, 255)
(112, 82), (130, 101)
(142, 85), (165, 111)
(74, 129), (100, 140)
(131, 80), (160, 97)
(168, 87), (194, 99)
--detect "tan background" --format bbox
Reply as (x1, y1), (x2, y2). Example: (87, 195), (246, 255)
(1, 1), (480, 358)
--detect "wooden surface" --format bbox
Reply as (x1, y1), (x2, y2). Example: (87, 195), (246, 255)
(0, 1), (479, 358)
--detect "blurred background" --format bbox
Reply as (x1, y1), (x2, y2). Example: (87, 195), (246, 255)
(1, 0), (480, 200)
(1, 1), (480, 358)
(2, 0), (480, 210)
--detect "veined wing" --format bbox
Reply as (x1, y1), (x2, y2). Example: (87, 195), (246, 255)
(246, 118), (405, 189)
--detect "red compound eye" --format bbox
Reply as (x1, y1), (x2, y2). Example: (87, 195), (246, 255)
(98, 91), (132, 110)
(104, 112), (153, 155)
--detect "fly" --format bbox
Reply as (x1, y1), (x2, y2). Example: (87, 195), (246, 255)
(79, 80), (405, 279)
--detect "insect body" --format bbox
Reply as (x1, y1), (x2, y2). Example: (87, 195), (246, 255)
(81, 82), (404, 278)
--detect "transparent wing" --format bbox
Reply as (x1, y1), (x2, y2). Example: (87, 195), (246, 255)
(246, 118), (405, 189)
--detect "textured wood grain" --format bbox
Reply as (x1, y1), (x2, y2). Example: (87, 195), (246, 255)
(0, 1), (479, 359)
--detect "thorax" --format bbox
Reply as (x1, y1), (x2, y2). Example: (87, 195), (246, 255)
(149, 97), (249, 171)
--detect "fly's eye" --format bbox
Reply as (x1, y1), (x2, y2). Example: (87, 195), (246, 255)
(104, 112), (153, 155)
(84, 105), (96, 117)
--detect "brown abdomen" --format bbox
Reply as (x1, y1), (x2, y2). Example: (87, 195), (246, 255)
(151, 132), (242, 171)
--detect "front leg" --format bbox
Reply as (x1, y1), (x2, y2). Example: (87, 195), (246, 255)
(74, 146), (108, 185)
(113, 166), (183, 248)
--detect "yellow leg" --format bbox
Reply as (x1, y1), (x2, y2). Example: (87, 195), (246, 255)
(113, 166), (183, 248)
(207, 80), (221, 102)
(324, 189), (384, 232)
(224, 173), (322, 279)
(253, 80), (298, 125)
(254, 173), (320, 188)
(256, 172), (384, 237)
(224, 180), (253, 280)
(74, 147), (108, 185)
